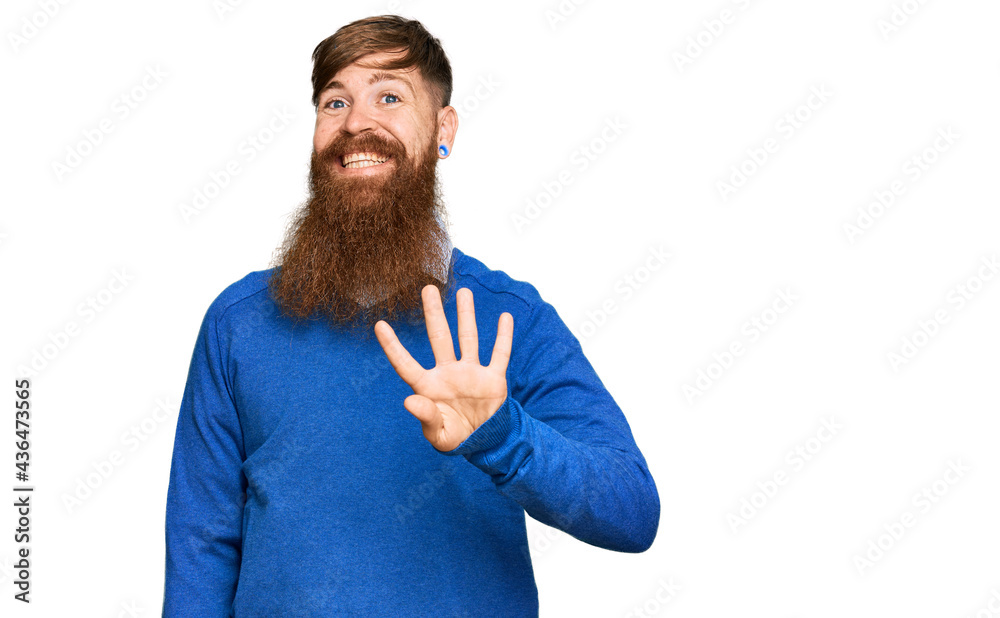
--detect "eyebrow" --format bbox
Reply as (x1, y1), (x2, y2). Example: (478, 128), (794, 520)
(321, 71), (415, 97)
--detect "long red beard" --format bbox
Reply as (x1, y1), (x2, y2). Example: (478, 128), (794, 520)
(267, 131), (453, 335)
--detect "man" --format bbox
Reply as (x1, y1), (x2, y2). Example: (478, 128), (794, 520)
(163, 15), (659, 617)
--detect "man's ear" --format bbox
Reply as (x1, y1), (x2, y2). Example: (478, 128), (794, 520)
(435, 106), (459, 155)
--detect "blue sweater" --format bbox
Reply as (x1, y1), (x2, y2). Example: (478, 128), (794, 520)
(162, 247), (660, 617)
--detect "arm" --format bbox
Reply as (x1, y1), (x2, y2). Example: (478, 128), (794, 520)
(163, 298), (246, 616)
(445, 300), (660, 553)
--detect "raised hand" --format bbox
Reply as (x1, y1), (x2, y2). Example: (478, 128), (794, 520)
(374, 285), (513, 452)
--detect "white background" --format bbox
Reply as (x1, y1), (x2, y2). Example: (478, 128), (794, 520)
(2, 0), (999, 616)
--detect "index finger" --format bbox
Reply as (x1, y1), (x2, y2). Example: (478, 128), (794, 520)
(374, 320), (427, 387)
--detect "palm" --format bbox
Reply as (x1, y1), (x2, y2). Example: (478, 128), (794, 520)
(374, 285), (513, 452)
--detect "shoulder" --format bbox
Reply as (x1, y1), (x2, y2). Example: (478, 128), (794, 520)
(451, 247), (547, 317)
(204, 268), (275, 324)
(453, 249), (586, 391)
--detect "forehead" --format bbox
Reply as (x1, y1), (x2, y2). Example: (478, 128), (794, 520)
(323, 51), (425, 95)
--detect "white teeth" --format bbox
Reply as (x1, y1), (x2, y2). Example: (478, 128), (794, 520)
(342, 152), (388, 167)
(344, 160), (385, 169)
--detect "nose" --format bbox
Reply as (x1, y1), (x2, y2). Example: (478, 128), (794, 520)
(342, 101), (377, 135)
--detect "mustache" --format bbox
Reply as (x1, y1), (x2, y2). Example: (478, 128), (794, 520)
(317, 132), (407, 166)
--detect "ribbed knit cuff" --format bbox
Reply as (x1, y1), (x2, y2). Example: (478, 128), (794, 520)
(442, 395), (519, 457)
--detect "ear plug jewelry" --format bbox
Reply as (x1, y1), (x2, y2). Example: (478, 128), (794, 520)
(438, 145), (449, 157)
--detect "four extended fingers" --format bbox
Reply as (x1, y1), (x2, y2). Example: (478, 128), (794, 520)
(426, 285), (513, 372)
(381, 286), (513, 376)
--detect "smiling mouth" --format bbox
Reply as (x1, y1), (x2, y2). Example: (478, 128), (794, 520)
(341, 152), (390, 169)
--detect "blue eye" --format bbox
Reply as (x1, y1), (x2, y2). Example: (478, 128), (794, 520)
(329, 100), (345, 109)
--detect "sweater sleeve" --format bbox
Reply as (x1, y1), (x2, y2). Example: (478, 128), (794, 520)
(163, 298), (246, 616)
(443, 299), (660, 553)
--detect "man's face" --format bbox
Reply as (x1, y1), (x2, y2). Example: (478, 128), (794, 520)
(313, 49), (445, 178)
(267, 50), (458, 333)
